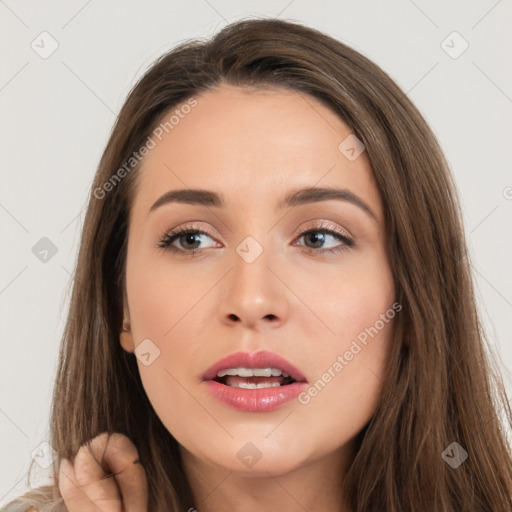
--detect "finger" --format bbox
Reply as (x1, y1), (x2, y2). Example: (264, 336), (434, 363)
(100, 433), (148, 512)
(59, 457), (120, 512)
(74, 432), (113, 484)
(72, 438), (123, 510)
(108, 458), (148, 512)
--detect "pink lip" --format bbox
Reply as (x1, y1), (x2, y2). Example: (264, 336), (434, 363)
(201, 350), (308, 413)
(202, 350), (307, 382)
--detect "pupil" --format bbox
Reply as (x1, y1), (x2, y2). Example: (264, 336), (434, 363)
(182, 234), (200, 249)
(308, 232), (324, 248)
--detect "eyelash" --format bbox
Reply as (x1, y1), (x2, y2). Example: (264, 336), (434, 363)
(156, 222), (355, 257)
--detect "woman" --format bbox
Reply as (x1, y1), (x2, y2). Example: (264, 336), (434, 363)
(4, 17), (512, 512)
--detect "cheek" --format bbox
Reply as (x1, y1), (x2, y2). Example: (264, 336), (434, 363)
(306, 246), (395, 356)
(296, 315), (395, 446)
(126, 249), (207, 340)
(125, 253), (213, 437)
(296, 249), (396, 430)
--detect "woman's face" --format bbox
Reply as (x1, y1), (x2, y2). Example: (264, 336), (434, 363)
(121, 84), (396, 477)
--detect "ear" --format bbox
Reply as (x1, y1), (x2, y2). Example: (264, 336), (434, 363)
(119, 296), (135, 353)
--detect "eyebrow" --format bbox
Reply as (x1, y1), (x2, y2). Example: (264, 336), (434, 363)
(149, 186), (378, 221)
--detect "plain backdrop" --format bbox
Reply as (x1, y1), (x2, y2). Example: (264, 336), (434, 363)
(1, 0), (511, 503)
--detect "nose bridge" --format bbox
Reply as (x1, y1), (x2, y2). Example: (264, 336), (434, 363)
(220, 232), (288, 328)
(231, 233), (274, 300)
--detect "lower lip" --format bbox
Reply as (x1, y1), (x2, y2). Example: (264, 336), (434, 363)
(203, 380), (308, 412)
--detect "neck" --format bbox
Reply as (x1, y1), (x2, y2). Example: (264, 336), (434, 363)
(180, 442), (355, 512)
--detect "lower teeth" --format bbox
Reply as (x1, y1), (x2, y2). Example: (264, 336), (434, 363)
(228, 381), (281, 389)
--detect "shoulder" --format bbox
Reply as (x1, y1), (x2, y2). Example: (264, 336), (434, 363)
(1, 501), (65, 512)
(0, 485), (66, 512)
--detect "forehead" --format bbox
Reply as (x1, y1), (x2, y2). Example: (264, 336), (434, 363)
(132, 84), (383, 221)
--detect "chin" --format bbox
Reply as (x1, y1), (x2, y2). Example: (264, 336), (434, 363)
(203, 443), (308, 477)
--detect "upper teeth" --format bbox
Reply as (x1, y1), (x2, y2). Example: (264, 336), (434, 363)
(217, 367), (290, 378)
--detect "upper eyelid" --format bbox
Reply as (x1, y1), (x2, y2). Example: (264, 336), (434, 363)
(165, 222), (351, 238)
(166, 218), (351, 234)
(298, 220), (352, 238)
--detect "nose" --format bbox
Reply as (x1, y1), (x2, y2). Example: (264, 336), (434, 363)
(219, 246), (289, 331)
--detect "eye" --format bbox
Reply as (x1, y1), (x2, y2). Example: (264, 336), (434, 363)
(156, 221), (354, 256)
(295, 223), (354, 255)
(156, 224), (217, 255)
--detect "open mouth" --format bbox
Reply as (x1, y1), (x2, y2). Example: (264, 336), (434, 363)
(203, 354), (308, 411)
(213, 368), (297, 389)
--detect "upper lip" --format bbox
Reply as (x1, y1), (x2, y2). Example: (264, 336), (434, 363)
(202, 350), (307, 383)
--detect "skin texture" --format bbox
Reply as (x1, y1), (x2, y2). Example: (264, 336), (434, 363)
(58, 433), (148, 511)
(120, 84), (397, 511)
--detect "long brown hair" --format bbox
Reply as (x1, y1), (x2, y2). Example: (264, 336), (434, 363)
(4, 17), (512, 512)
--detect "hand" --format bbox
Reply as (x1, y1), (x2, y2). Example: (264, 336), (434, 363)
(58, 432), (148, 512)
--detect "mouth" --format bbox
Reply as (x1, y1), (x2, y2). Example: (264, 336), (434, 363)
(201, 350), (308, 412)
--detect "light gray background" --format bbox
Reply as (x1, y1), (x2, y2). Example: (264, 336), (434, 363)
(1, 0), (511, 503)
